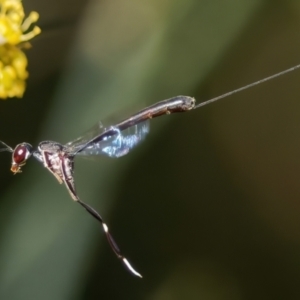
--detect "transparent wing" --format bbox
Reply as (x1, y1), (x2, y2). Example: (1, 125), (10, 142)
(65, 121), (105, 154)
(66, 120), (150, 158)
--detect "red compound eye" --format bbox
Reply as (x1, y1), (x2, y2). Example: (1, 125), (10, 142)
(13, 143), (32, 164)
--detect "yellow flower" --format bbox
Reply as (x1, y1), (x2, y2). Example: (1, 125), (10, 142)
(0, 0), (41, 45)
(0, 44), (27, 98)
(0, 0), (40, 99)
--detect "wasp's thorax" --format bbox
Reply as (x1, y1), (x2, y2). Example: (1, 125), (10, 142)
(11, 143), (33, 173)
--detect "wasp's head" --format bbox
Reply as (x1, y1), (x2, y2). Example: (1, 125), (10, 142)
(11, 143), (33, 173)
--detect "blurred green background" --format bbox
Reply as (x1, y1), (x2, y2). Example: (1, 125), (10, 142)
(1, 0), (300, 299)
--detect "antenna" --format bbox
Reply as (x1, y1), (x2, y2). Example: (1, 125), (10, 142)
(194, 63), (300, 109)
